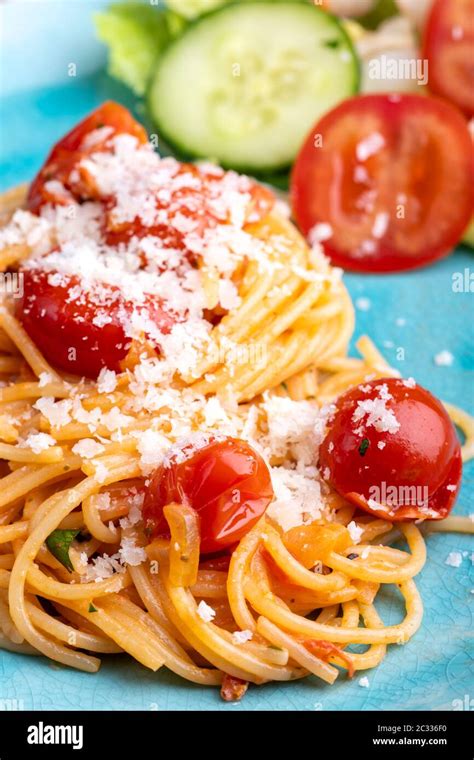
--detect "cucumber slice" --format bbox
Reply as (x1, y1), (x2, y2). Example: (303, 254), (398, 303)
(149, 2), (359, 172)
(166, 0), (229, 19)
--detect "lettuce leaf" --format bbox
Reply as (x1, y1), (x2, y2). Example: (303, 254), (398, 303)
(94, 3), (177, 95)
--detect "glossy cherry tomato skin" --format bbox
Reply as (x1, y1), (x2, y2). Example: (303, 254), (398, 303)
(423, 0), (474, 117)
(27, 102), (148, 214)
(291, 94), (474, 273)
(17, 269), (176, 378)
(143, 438), (274, 554)
(21, 103), (275, 379)
(319, 378), (462, 520)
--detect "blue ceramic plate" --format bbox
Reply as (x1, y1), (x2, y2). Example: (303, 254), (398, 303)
(0, 0), (472, 711)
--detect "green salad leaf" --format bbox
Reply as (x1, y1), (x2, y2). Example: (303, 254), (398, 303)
(46, 529), (80, 572)
(94, 2), (177, 95)
(359, 0), (398, 30)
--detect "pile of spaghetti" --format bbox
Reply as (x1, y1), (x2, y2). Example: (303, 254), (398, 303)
(0, 103), (472, 700)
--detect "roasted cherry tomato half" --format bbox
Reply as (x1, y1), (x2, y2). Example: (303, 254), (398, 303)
(319, 377), (462, 520)
(17, 269), (176, 378)
(423, 0), (474, 117)
(27, 102), (147, 213)
(291, 94), (474, 272)
(143, 437), (274, 554)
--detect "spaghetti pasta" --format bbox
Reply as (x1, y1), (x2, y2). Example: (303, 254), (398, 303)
(0, 103), (471, 700)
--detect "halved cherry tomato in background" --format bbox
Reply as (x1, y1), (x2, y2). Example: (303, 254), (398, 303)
(291, 93), (474, 273)
(27, 101), (148, 214)
(319, 377), (462, 520)
(28, 101), (274, 245)
(17, 269), (177, 378)
(423, 0), (474, 117)
(143, 437), (274, 554)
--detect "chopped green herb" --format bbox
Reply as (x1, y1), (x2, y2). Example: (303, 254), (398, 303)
(268, 645), (284, 651)
(45, 529), (80, 572)
(88, 603), (98, 613)
(358, 438), (370, 456)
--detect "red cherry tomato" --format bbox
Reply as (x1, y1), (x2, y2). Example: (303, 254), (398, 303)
(27, 102), (148, 214)
(103, 161), (274, 248)
(143, 437), (274, 554)
(291, 94), (474, 272)
(319, 378), (462, 520)
(16, 269), (176, 378)
(423, 0), (474, 117)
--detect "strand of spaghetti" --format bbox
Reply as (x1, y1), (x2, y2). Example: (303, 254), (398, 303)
(0, 182), (28, 218)
(0, 441), (64, 464)
(0, 356), (23, 373)
(356, 336), (400, 376)
(191, 570), (228, 599)
(245, 571), (423, 645)
(129, 564), (197, 650)
(62, 598), (165, 671)
(0, 243), (32, 270)
(227, 522), (264, 632)
(256, 617), (338, 684)
(82, 493), (119, 544)
(162, 569), (304, 683)
(423, 516), (474, 534)
(27, 564), (132, 599)
(0, 522), (28, 543)
(99, 593), (223, 686)
(0, 629), (38, 655)
(443, 401), (474, 462)
(8, 459), (140, 670)
(315, 605), (339, 624)
(353, 581), (379, 605)
(0, 457), (81, 511)
(160, 500), (305, 681)
(0, 591), (23, 643)
(341, 601), (360, 627)
(0, 381), (71, 402)
(261, 523), (349, 591)
(0, 308), (61, 381)
(0, 555), (14, 570)
(346, 603), (387, 671)
(325, 524), (426, 583)
(26, 599), (122, 653)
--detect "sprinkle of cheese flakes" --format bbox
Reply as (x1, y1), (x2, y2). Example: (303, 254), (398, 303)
(0, 126), (377, 551)
(19, 432), (56, 454)
(347, 521), (364, 544)
(232, 630), (253, 645)
(197, 600), (216, 623)
(445, 552), (463, 568)
(352, 383), (400, 435)
(434, 350), (454, 367)
(72, 439), (106, 459)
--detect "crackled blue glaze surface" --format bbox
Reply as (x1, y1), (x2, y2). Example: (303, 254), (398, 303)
(0, 0), (473, 711)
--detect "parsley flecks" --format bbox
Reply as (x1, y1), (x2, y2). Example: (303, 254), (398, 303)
(358, 438), (370, 457)
(88, 603), (98, 613)
(45, 529), (80, 572)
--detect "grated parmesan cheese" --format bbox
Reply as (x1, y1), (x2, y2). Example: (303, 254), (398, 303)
(196, 600), (216, 623)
